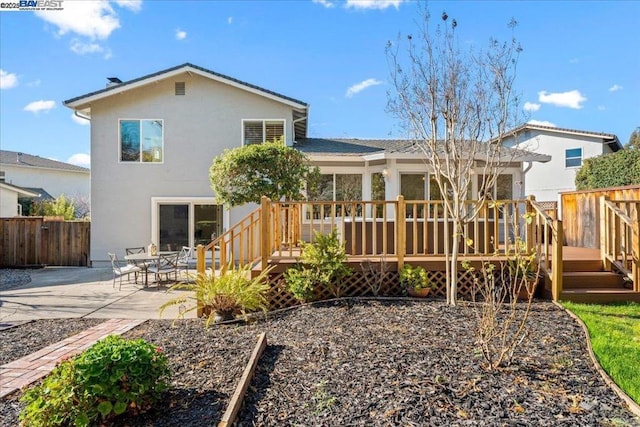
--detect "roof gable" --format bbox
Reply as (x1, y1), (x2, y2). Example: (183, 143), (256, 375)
(64, 63), (308, 112)
(507, 124), (623, 151)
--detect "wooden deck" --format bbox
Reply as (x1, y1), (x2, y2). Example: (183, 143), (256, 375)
(198, 196), (640, 305)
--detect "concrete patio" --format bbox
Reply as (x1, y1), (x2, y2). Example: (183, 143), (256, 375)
(0, 267), (196, 324)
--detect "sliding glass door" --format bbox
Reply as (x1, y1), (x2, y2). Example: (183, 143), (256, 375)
(156, 200), (223, 251)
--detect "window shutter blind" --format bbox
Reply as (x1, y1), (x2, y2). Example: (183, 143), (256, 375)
(175, 82), (185, 95)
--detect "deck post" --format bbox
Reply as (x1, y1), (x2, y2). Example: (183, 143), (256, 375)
(196, 244), (205, 317)
(633, 218), (639, 292)
(525, 195), (535, 253)
(551, 219), (563, 301)
(396, 195), (405, 270)
(600, 195), (611, 271)
(260, 196), (271, 271)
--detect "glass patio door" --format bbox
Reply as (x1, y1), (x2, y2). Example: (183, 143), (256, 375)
(157, 202), (223, 251)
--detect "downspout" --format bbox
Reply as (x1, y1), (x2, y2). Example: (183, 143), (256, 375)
(74, 111), (91, 122)
(292, 110), (307, 145)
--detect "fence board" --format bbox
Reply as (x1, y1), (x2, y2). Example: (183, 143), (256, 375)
(0, 218), (89, 267)
(561, 185), (640, 248)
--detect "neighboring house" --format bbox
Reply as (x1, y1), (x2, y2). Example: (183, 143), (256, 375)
(0, 150), (90, 204)
(64, 63), (548, 266)
(501, 124), (623, 201)
(0, 182), (39, 217)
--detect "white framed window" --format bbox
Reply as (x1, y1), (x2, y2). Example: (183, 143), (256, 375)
(242, 119), (285, 145)
(565, 148), (582, 168)
(119, 119), (164, 163)
(306, 173), (363, 219)
(151, 198), (226, 251)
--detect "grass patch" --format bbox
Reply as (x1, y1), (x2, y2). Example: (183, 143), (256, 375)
(561, 301), (640, 405)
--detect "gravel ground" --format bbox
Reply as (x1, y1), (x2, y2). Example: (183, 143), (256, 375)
(1, 299), (639, 426)
(0, 269), (32, 292)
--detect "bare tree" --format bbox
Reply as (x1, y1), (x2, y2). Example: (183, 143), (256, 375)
(387, 8), (523, 306)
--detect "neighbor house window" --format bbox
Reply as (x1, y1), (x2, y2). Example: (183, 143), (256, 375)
(565, 148), (582, 168)
(119, 119), (164, 163)
(243, 120), (285, 145)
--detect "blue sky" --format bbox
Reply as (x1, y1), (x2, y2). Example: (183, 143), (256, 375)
(1, 0), (638, 168)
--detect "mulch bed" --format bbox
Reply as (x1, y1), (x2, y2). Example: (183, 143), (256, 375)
(1, 300), (638, 426)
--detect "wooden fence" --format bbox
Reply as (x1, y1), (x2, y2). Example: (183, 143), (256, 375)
(561, 185), (640, 248)
(0, 217), (90, 267)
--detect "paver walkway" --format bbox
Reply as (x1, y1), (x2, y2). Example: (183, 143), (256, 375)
(0, 318), (145, 398)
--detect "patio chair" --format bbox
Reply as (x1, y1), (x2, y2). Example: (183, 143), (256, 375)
(125, 247), (147, 282)
(147, 252), (179, 285)
(108, 252), (142, 290)
(177, 246), (193, 276)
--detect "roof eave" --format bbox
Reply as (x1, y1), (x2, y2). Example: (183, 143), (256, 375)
(64, 64), (308, 112)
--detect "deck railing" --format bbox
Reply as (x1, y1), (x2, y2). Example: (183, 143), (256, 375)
(196, 207), (262, 275)
(601, 196), (640, 291)
(529, 197), (564, 300)
(196, 197), (568, 285)
(269, 197), (533, 269)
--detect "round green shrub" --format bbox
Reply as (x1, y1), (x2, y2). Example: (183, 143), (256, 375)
(20, 335), (170, 427)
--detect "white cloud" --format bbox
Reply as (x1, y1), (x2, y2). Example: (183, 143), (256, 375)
(114, 0), (142, 12)
(609, 84), (623, 92)
(70, 39), (104, 55)
(0, 69), (18, 89)
(528, 119), (556, 127)
(228, 16), (233, 24)
(346, 78), (383, 97)
(175, 29), (187, 40)
(35, 1), (121, 40)
(71, 113), (90, 125)
(24, 100), (56, 113)
(523, 102), (540, 112)
(597, 105), (606, 111)
(313, 0), (335, 8)
(538, 90), (586, 109)
(67, 153), (91, 168)
(27, 79), (41, 87)
(345, 0), (404, 10)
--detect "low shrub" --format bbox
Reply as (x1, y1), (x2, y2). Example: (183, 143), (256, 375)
(20, 335), (170, 427)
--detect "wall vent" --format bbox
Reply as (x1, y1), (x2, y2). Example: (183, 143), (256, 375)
(175, 82), (186, 96)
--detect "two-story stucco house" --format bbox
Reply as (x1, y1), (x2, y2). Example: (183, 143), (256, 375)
(0, 150), (90, 209)
(64, 63), (549, 266)
(501, 124), (623, 201)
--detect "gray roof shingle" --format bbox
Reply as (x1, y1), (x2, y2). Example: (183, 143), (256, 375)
(0, 150), (89, 172)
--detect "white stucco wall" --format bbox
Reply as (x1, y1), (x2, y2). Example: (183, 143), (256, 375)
(506, 130), (612, 202)
(0, 188), (19, 217)
(84, 72), (297, 264)
(1, 165), (89, 201)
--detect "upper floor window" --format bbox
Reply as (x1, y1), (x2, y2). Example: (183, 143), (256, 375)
(243, 120), (285, 145)
(120, 119), (164, 163)
(565, 148), (582, 168)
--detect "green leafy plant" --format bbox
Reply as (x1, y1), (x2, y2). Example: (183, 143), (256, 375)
(285, 229), (352, 301)
(399, 263), (433, 292)
(20, 335), (169, 427)
(160, 263), (273, 327)
(284, 267), (317, 302)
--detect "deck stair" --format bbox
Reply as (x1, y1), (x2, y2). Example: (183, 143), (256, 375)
(554, 252), (640, 303)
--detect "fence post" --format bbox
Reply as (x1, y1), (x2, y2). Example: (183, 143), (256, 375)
(396, 195), (405, 270)
(260, 196), (271, 271)
(551, 219), (563, 301)
(196, 244), (205, 318)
